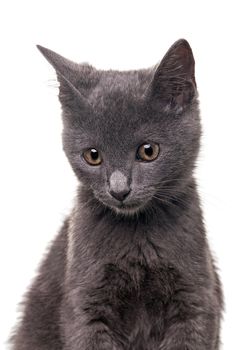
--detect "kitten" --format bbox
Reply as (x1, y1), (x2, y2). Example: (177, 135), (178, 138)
(10, 39), (223, 349)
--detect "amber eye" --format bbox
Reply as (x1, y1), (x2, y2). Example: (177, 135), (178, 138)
(136, 143), (160, 162)
(83, 148), (102, 166)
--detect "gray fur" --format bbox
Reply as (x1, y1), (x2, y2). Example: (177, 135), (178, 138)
(10, 39), (223, 349)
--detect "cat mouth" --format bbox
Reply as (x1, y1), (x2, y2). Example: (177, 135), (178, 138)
(93, 191), (149, 215)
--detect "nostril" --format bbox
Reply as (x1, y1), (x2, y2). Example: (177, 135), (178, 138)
(109, 189), (131, 202)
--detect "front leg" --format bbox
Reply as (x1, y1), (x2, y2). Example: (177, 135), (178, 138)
(159, 317), (212, 349)
(158, 291), (220, 350)
(63, 320), (122, 350)
(62, 263), (138, 350)
(143, 264), (221, 350)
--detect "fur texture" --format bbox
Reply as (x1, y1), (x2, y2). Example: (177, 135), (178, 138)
(10, 39), (223, 349)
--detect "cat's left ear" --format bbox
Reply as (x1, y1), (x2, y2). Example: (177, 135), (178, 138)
(146, 39), (197, 111)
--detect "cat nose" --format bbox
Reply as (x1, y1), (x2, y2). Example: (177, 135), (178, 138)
(109, 170), (131, 202)
(109, 189), (131, 202)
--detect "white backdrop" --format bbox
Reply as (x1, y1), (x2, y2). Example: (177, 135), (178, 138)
(0, 1), (232, 348)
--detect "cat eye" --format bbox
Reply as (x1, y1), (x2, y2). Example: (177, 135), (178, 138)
(136, 143), (160, 162)
(83, 148), (102, 166)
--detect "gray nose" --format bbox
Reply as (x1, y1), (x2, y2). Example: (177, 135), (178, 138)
(109, 170), (131, 202)
(109, 189), (131, 202)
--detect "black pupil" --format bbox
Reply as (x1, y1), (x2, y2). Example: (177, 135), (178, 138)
(90, 149), (99, 160)
(144, 144), (153, 157)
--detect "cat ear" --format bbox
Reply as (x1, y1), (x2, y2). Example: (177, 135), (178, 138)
(146, 39), (197, 111)
(37, 45), (91, 110)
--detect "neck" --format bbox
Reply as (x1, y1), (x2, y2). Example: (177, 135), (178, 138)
(66, 177), (205, 281)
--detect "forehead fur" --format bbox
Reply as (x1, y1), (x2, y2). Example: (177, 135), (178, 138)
(89, 68), (152, 103)
(88, 68), (154, 125)
(61, 67), (159, 147)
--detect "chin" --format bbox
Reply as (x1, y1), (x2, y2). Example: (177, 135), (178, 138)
(107, 200), (150, 217)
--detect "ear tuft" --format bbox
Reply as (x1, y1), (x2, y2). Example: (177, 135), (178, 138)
(147, 39), (197, 110)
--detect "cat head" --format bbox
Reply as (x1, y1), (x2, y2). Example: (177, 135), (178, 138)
(37, 39), (200, 215)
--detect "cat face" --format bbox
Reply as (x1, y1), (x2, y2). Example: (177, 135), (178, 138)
(38, 40), (201, 214)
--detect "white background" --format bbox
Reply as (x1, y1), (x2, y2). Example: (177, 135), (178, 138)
(0, 1), (232, 348)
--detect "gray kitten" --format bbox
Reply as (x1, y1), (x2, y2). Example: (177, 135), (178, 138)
(10, 39), (223, 349)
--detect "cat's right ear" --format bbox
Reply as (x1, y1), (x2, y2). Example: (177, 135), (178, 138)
(37, 45), (91, 110)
